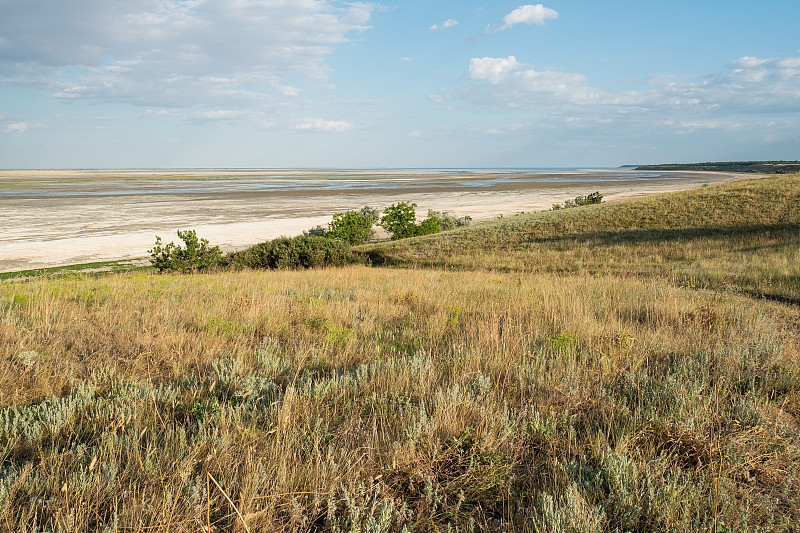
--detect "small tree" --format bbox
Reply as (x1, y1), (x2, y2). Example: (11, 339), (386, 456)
(326, 209), (376, 245)
(380, 202), (419, 240)
(148, 230), (222, 273)
(416, 216), (442, 236)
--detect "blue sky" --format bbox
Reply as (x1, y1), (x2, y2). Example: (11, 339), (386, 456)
(1, 0), (798, 168)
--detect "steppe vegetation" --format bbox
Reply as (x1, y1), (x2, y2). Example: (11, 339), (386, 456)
(0, 174), (799, 532)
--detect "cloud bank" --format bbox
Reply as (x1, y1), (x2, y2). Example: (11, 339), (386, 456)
(0, 0), (375, 108)
(464, 53), (800, 115)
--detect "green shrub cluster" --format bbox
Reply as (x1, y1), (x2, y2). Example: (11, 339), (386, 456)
(380, 202), (470, 240)
(308, 203), (471, 242)
(306, 206), (380, 245)
(149, 232), (364, 273)
(149, 203), (472, 272)
(223, 235), (365, 270)
(552, 191), (603, 210)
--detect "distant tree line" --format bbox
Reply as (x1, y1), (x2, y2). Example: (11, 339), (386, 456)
(635, 161), (800, 174)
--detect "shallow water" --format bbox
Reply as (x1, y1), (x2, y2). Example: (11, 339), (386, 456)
(0, 168), (735, 272)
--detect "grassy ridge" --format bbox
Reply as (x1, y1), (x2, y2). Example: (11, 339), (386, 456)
(359, 174), (800, 303)
(1, 175), (799, 531)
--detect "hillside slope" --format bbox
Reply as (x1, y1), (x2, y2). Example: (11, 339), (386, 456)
(1, 174), (798, 531)
(359, 174), (800, 303)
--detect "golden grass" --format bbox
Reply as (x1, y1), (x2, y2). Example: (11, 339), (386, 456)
(358, 174), (800, 303)
(1, 263), (799, 531)
(1, 174), (799, 531)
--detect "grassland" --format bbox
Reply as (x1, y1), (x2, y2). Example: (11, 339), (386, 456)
(1, 174), (799, 532)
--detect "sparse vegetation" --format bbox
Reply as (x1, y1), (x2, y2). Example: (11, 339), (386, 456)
(551, 191), (603, 210)
(426, 209), (472, 230)
(2, 174), (799, 531)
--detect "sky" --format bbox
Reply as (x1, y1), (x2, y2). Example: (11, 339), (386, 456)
(1, 0), (799, 169)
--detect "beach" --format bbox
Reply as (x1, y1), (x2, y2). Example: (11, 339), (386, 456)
(0, 168), (741, 272)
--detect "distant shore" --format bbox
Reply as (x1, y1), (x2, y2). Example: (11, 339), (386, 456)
(0, 169), (744, 272)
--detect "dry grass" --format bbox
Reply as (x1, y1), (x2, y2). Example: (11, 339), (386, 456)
(1, 174), (799, 531)
(359, 174), (800, 303)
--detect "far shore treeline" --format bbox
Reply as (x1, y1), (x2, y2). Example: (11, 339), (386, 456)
(634, 160), (800, 173)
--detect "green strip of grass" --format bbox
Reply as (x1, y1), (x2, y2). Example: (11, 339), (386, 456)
(0, 258), (153, 281)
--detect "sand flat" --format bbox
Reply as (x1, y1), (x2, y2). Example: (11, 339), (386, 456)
(0, 169), (741, 272)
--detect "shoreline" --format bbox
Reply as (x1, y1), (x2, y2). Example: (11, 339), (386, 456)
(0, 170), (745, 272)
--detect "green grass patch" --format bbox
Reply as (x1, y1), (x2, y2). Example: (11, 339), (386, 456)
(0, 258), (153, 281)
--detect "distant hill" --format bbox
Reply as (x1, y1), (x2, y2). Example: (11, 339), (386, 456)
(634, 160), (800, 173)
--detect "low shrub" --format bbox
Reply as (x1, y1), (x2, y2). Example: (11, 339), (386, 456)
(224, 235), (365, 270)
(552, 191), (603, 210)
(427, 210), (472, 230)
(148, 230), (222, 273)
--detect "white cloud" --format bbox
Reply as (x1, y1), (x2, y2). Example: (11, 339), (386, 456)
(5, 121), (40, 133)
(293, 118), (352, 132)
(469, 56), (521, 83)
(142, 108), (179, 117)
(0, 0), (375, 108)
(279, 86), (301, 97)
(191, 110), (245, 120)
(430, 19), (458, 30)
(468, 56), (596, 104)
(408, 131), (422, 137)
(497, 4), (558, 31)
(464, 53), (800, 115)
(678, 121), (743, 131)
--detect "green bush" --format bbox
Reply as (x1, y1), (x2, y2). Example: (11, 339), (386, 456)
(416, 216), (442, 236)
(552, 191), (603, 210)
(380, 201), (419, 240)
(223, 235), (365, 270)
(148, 230), (222, 273)
(327, 209), (376, 245)
(379, 203), (470, 240)
(305, 206), (379, 244)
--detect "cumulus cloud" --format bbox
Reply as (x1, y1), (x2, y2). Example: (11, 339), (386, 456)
(0, 0), (375, 107)
(430, 19), (458, 30)
(468, 56), (596, 104)
(293, 118), (352, 132)
(469, 56), (521, 84)
(494, 4), (558, 31)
